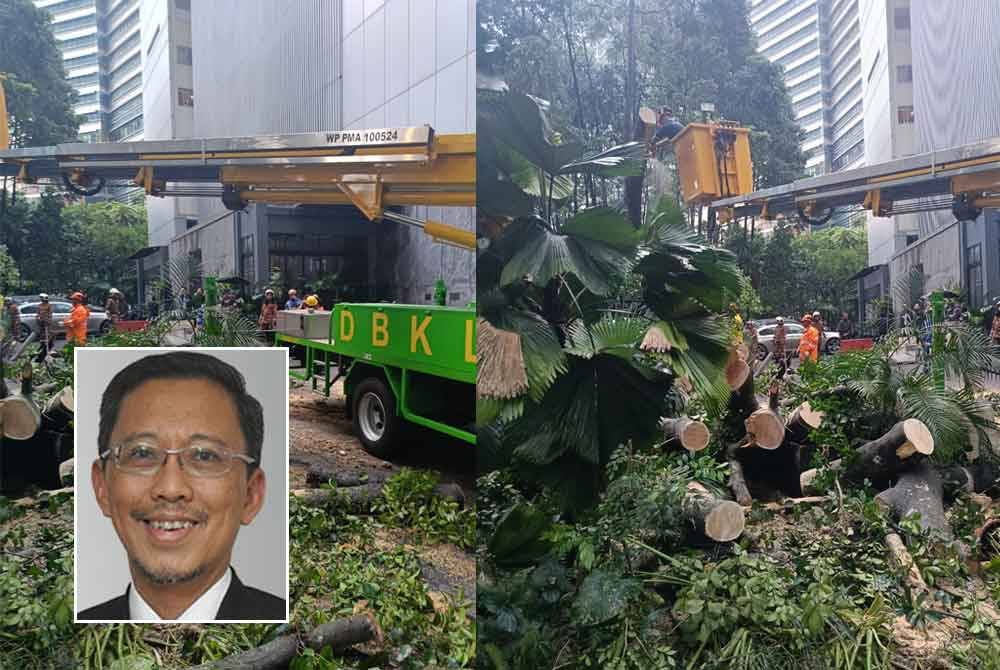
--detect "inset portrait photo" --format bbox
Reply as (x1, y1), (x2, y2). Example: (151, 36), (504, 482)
(74, 348), (289, 623)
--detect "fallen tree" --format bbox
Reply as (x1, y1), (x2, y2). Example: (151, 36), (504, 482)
(184, 613), (382, 670)
(292, 481), (466, 512)
(875, 460), (951, 540)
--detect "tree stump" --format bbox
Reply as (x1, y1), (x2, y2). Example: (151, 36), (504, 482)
(1, 395), (41, 440)
(660, 417), (710, 452)
(785, 402), (824, 444)
(743, 408), (784, 450)
(842, 419), (934, 486)
(682, 481), (745, 541)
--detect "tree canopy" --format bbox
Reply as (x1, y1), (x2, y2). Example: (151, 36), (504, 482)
(0, 0), (79, 147)
(479, 0), (806, 190)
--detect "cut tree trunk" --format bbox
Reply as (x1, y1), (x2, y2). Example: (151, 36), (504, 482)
(292, 481), (466, 512)
(1, 394), (41, 440)
(743, 408), (784, 450)
(59, 458), (74, 486)
(183, 614), (382, 669)
(682, 481), (745, 541)
(660, 417), (710, 452)
(842, 419), (934, 486)
(725, 356), (750, 391)
(785, 402), (824, 444)
(875, 460), (951, 540)
(41, 386), (74, 431)
(306, 613), (384, 651)
(306, 465), (387, 488)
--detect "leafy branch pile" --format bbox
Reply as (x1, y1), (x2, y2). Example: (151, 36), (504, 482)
(475, 85), (1000, 668)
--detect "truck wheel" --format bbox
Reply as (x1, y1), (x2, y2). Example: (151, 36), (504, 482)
(352, 377), (401, 458)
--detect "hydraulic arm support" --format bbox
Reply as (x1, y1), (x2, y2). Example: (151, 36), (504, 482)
(0, 125), (476, 248)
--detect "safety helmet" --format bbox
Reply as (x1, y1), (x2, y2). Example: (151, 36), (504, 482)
(265, 288), (274, 295)
(304, 295), (318, 307)
(110, 288), (120, 295)
(288, 289), (297, 296)
(776, 316), (784, 323)
(70, 292), (85, 302)
(39, 293), (49, 301)
(812, 311), (821, 318)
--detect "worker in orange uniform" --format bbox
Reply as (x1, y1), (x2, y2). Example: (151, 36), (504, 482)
(798, 313), (820, 364)
(62, 292), (90, 346)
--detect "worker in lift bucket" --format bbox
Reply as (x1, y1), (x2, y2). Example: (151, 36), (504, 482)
(284, 289), (302, 310)
(652, 108), (684, 145)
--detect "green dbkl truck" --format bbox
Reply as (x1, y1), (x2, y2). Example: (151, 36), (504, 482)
(276, 303), (476, 457)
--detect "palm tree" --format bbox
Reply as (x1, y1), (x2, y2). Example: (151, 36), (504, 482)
(477, 91), (741, 507)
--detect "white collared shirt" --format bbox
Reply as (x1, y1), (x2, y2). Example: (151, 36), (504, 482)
(129, 567), (232, 621)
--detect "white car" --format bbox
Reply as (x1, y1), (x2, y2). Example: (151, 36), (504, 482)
(16, 301), (112, 341)
(754, 321), (841, 360)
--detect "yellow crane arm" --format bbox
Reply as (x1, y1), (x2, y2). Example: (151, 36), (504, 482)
(0, 74), (9, 151)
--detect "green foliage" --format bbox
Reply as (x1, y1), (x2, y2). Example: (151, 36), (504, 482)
(0, 243), (20, 292)
(0, 0), (79, 147)
(726, 222), (867, 319)
(371, 468), (476, 550)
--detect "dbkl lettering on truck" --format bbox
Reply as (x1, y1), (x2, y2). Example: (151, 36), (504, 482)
(411, 315), (432, 355)
(372, 312), (389, 347)
(464, 319), (476, 364)
(340, 309), (355, 341)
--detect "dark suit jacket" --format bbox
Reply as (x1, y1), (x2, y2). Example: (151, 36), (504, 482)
(77, 569), (285, 621)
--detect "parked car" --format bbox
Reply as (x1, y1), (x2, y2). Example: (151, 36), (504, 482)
(16, 301), (111, 341)
(754, 320), (841, 360)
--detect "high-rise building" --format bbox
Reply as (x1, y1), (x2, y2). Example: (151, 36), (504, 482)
(750, 0), (865, 178)
(34, 0), (103, 142)
(33, 0), (143, 143)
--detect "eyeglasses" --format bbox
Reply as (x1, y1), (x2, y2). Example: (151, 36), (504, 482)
(100, 442), (256, 478)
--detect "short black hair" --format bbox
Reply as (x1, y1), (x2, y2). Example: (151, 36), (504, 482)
(98, 352), (264, 471)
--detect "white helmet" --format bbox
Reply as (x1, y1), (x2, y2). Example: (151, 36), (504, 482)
(110, 288), (121, 295)
(776, 316), (784, 323)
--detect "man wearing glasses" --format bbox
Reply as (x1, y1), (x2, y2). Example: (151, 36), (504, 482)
(78, 351), (285, 621)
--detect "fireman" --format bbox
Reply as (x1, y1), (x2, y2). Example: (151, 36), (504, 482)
(105, 288), (124, 324)
(798, 314), (820, 364)
(62, 292), (90, 346)
(37, 293), (53, 354)
(4, 297), (19, 341)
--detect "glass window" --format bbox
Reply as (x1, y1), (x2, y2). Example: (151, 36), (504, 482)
(758, 327), (774, 336)
(176, 0), (191, 9)
(178, 87), (194, 107)
(788, 324), (805, 334)
(897, 65), (913, 83)
(19, 305), (38, 315)
(53, 303), (72, 314)
(897, 105), (915, 124)
(177, 46), (193, 66)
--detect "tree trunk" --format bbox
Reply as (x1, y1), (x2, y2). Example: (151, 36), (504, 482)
(561, 3), (586, 130)
(937, 462), (1000, 501)
(1, 394), (41, 440)
(875, 460), (951, 539)
(886, 532), (929, 592)
(306, 466), (387, 489)
(744, 408), (784, 450)
(785, 402), (823, 444)
(660, 417), (710, 452)
(306, 613), (384, 652)
(183, 614), (382, 670)
(41, 385), (73, 431)
(725, 356), (751, 390)
(292, 481), (466, 512)
(59, 458), (73, 486)
(842, 419), (934, 486)
(726, 443), (753, 506)
(682, 481), (745, 541)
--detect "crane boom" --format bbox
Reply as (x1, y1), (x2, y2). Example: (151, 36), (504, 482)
(709, 135), (1000, 224)
(0, 124), (476, 248)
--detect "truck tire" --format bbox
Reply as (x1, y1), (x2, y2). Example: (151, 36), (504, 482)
(352, 377), (401, 458)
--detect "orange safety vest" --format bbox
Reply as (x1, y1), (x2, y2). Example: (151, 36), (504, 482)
(798, 324), (820, 363)
(62, 304), (90, 344)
